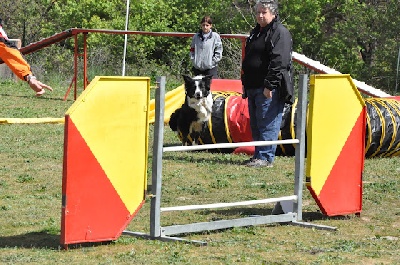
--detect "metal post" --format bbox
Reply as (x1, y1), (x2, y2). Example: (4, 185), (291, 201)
(395, 46), (400, 94)
(293, 74), (308, 221)
(83, 33), (88, 89)
(149, 76), (166, 237)
(64, 34), (79, 101)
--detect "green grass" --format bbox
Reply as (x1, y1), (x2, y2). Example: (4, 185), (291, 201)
(1, 79), (400, 264)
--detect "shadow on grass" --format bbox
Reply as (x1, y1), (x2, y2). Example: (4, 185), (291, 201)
(0, 231), (60, 249)
(162, 153), (242, 165)
(302, 211), (352, 222)
(196, 207), (276, 217)
(0, 93), (74, 102)
(0, 231), (115, 250)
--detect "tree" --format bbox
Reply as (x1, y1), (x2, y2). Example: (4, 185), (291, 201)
(1, 0), (398, 94)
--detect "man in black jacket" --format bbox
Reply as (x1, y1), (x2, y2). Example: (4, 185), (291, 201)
(241, 0), (293, 167)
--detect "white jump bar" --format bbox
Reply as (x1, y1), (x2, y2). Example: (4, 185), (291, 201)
(163, 139), (299, 152)
(160, 195), (298, 212)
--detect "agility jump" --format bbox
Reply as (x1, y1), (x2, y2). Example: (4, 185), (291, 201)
(61, 73), (365, 247)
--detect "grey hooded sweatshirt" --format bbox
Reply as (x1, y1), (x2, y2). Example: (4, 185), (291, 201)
(190, 30), (223, 71)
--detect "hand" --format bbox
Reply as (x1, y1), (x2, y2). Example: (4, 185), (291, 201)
(242, 85), (247, 99)
(263, 88), (272, 99)
(28, 78), (53, 97)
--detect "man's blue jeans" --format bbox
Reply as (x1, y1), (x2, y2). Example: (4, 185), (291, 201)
(247, 88), (285, 163)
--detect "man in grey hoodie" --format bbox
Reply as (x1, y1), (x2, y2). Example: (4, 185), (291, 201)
(190, 16), (223, 78)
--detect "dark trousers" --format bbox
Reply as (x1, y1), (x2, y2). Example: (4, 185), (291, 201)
(247, 87), (285, 163)
(192, 66), (218, 78)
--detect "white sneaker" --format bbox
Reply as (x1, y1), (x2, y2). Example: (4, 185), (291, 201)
(245, 159), (273, 168)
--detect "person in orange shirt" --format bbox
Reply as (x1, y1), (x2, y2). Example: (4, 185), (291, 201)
(0, 18), (52, 96)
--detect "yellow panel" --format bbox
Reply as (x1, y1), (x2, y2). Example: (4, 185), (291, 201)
(66, 76), (150, 213)
(306, 74), (365, 195)
(148, 84), (185, 124)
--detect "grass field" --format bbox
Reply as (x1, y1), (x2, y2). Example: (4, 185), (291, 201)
(0, 79), (399, 264)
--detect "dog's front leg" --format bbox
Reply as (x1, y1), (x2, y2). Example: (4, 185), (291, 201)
(205, 94), (213, 114)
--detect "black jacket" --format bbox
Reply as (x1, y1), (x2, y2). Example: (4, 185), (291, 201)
(241, 17), (294, 103)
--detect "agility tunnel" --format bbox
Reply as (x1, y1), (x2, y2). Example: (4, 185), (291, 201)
(166, 78), (400, 158)
(275, 96), (400, 158)
(364, 97), (400, 157)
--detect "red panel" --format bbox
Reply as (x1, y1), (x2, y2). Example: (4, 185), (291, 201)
(226, 96), (251, 143)
(385, 96), (400, 101)
(61, 117), (139, 246)
(225, 95), (255, 155)
(307, 110), (365, 216)
(211, 79), (243, 93)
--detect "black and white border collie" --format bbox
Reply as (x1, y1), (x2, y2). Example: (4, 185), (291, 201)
(169, 75), (213, 145)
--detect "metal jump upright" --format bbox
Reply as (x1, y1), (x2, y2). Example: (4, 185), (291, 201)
(123, 74), (336, 245)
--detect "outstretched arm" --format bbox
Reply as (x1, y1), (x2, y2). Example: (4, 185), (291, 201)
(0, 41), (53, 96)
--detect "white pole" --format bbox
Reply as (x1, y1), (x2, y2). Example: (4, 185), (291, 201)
(160, 195), (298, 212)
(163, 139), (299, 152)
(122, 0), (130, 76)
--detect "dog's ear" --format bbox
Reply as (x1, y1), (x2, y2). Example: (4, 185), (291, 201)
(202, 75), (213, 89)
(182, 75), (192, 84)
